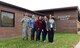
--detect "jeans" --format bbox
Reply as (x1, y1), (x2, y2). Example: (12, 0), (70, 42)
(36, 30), (41, 41)
(42, 30), (47, 41)
(31, 28), (36, 40)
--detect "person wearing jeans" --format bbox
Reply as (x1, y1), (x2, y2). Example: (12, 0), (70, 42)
(31, 27), (36, 40)
(29, 15), (35, 40)
(42, 16), (47, 42)
(35, 16), (42, 41)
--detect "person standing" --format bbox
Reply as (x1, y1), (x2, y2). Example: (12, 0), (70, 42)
(35, 16), (42, 41)
(42, 16), (47, 42)
(28, 15), (36, 40)
(48, 15), (56, 43)
(20, 14), (29, 40)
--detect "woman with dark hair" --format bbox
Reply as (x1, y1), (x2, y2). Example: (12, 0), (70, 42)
(48, 15), (56, 43)
(42, 16), (47, 42)
(35, 16), (42, 41)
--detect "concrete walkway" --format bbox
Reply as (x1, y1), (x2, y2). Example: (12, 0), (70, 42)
(74, 41), (80, 48)
(77, 31), (80, 34)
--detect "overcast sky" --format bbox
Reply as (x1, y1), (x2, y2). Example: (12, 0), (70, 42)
(0, 0), (80, 11)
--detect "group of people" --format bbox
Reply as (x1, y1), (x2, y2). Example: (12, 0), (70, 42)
(20, 14), (56, 43)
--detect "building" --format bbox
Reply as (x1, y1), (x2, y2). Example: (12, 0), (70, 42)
(35, 6), (79, 34)
(0, 1), (44, 38)
(0, 1), (80, 38)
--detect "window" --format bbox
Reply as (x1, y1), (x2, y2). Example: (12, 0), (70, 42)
(0, 11), (15, 27)
(78, 11), (80, 22)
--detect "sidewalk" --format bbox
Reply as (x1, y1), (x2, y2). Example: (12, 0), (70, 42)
(74, 41), (80, 48)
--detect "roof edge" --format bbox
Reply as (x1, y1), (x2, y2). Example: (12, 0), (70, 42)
(0, 1), (44, 16)
(34, 6), (78, 12)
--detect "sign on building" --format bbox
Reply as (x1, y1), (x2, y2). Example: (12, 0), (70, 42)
(58, 15), (70, 20)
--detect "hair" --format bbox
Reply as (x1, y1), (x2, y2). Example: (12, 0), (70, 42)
(44, 16), (49, 21)
(46, 16), (49, 19)
(24, 14), (29, 16)
(40, 16), (42, 17)
(52, 18), (55, 20)
(38, 16), (39, 19)
(32, 15), (35, 16)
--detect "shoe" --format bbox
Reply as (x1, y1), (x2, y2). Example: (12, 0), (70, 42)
(43, 40), (46, 42)
(26, 38), (28, 40)
(22, 38), (25, 40)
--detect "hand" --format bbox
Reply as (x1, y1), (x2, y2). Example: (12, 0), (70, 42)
(38, 28), (40, 30)
(42, 29), (44, 32)
(54, 29), (56, 31)
(47, 29), (48, 31)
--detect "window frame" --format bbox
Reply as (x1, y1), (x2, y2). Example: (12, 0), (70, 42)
(0, 10), (15, 27)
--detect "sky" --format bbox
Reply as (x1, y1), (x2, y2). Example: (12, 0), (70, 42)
(0, 0), (80, 11)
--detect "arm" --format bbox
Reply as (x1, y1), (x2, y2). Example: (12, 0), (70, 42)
(28, 18), (32, 28)
(46, 21), (50, 31)
(20, 18), (24, 25)
(35, 21), (38, 30)
(35, 20), (40, 30)
(53, 21), (56, 31)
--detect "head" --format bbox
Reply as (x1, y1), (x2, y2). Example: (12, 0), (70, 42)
(49, 14), (52, 19)
(44, 16), (47, 20)
(38, 16), (42, 20)
(44, 15), (49, 20)
(24, 14), (29, 19)
(41, 16), (44, 20)
(49, 14), (55, 20)
(32, 15), (35, 19)
(52, 16), (55, 20)
(35, 16), (38, 21)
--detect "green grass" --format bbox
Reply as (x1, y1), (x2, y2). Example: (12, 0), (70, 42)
(0, 33), (80, 48)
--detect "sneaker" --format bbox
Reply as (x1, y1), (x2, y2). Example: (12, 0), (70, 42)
(43, 40), (46, 42)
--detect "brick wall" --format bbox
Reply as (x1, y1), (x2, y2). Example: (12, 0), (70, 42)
(0, 5), (40, 38)
(54, 9), (78, 33)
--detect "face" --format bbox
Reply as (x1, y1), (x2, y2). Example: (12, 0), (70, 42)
(32, 15), (35, 19)
(39, 16), (42, 20)
(44, 16), (47, 19)
(24, 16), (28, 19)
(49, 15), (52, 19)
(35, 16), (38, 21)
(44, 16), (48, 21)
(41, 16), (44, 20)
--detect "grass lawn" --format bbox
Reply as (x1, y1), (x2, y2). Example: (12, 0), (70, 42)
(0, 33), (80, 48)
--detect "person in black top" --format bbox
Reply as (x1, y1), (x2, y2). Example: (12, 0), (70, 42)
(42, 16), (47, 42)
